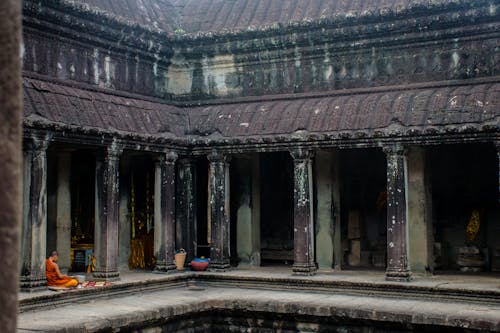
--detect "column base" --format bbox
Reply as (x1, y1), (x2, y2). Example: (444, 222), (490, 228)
(93, 270), (120, 281)
(20, 275), (47, 292)
(292, 263), (317, 276)
(385, 269), (412, 282)
(153, 262), (177, 274)
(208, 261), (231, 272)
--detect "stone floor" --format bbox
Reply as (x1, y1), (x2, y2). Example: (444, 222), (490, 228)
(18, 267), (500, 300)
(17, 268), (500, 332)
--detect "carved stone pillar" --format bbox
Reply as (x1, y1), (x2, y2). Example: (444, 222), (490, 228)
(384, 144), (411, 281)
(20, 137), (50, 290)
(208, 151), (231, 271)
(290, 148), (317, 276)
(176, 158), (197, 264)
(93, 141), (122, 281)
(154, 152), (177, 273)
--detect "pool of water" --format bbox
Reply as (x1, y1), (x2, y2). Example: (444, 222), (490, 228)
(124, 310), (481, 333)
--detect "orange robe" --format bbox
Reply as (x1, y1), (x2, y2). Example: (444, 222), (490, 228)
(45, 259), (78, 287)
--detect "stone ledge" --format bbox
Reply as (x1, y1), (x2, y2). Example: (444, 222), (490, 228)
(17, 286), (500, 332)
(19, 271), (500, 313)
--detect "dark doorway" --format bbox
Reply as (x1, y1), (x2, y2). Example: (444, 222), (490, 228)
(430, 143), (500, 273)
(340, 148), (387, 270)
(70, 151), (96, 272)
(195, 156), (210, 258)
(260, 152), (294, 265)
(128, 155), (155, 270)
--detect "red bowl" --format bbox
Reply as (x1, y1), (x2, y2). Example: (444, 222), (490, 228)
(190, 260), (209, 271)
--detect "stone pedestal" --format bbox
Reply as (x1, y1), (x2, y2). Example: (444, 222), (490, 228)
(93, 141), (121, 281)
(208, 151), (231, 271)
(384, 145), (411, 281)
(176, 158), (197, 264)
(20, 137), (50, 291)
(290, 149), (317, 275)
(154, 152), (177, 273)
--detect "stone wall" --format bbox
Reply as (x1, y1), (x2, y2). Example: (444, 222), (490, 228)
(22, 0), (499, 102)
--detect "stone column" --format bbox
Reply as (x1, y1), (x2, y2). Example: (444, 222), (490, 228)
(290, 148), (317, 275)
(55, 152), (72, 271)
(384, 144), (411, 281)
(315, 150), (342, 270)
(235, 154), (261, 267)
(407, 147), (433, 274)
(154, 152), (177, 273)
(176, 157), (197, 264)
(0, 1), (22, 329)
(93, 141), (122, 281)
(20, 137), (50, 290)
(208, 151), (231, 271)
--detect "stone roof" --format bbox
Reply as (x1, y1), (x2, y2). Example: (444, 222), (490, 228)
(23, 77), (187, 137)
(187, 82), (500, 138)
(23, 76), (499, 141)
(65, 0), (467, 34)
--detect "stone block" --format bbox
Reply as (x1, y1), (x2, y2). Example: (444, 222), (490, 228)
(348, 210), (360, 239)
(348, 239), (361, 266)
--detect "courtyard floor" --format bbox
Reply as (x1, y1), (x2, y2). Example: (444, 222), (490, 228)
(17, 268), (500, 332)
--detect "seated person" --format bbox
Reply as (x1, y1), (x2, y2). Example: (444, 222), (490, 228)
(46, 251), (79, 288)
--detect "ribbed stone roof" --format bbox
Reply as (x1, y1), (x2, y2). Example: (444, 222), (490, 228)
(66, 0), (468, 34)
(23, 77), (500, 139)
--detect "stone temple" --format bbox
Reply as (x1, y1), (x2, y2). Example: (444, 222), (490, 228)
(6, 0), (500, 331)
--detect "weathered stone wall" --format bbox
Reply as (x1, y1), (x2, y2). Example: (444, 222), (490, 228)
(0, 0), (22, 331)
(22, 27), (171, 99)
(22, 0), (499, 102)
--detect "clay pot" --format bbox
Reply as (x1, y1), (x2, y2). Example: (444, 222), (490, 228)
(190, 258), (209, 271)
(175, 250), (187, 270)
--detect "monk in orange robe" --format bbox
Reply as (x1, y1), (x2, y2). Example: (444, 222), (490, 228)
(46, 251), (79, 288)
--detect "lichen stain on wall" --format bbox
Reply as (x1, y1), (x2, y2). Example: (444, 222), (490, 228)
(201, 54), (242, 97)
(165, 51), (193, 95)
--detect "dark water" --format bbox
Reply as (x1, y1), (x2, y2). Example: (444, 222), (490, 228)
(123, 310), (484, 333)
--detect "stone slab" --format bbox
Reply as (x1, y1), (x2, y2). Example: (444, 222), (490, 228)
(17, 284), (500, 332)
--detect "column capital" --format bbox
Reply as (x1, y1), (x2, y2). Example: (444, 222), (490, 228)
(24, 134), (51, 153)
(165, 151), (178, 164)
(207, 150), (231, 163)
(289, 148), (314, 161)
(383, 143), (407, 156)
(106, 139), (123, 160)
